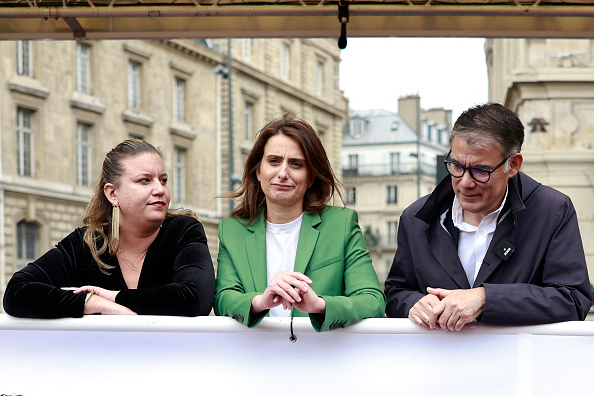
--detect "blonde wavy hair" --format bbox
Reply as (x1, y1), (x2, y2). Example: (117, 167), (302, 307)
(82, 139), (197, 274)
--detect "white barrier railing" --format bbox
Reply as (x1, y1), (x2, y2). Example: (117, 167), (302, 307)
(1, 314), (593, 396)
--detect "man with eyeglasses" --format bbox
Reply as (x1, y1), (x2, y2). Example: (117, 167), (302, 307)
(385, 103), (592, 331)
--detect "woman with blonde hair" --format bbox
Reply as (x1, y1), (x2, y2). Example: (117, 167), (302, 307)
(4, 139), (215, 317)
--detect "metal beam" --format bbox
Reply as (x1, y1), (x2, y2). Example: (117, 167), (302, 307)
(2, 5), (594, 39)
(63, 17), (86, 38)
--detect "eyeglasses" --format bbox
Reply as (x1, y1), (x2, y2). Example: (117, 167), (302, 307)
(443, 150), (511, 183)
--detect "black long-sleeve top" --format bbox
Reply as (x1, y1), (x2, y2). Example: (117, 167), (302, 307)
(3, 215), (216, 318)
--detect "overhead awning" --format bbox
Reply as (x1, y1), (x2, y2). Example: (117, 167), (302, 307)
(2, 0), (594, 40)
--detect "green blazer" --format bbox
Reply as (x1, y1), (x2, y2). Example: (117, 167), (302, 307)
(214, 206), (386, 332)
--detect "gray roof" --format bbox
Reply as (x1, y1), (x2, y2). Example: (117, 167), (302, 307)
(343, 109), (420, 146)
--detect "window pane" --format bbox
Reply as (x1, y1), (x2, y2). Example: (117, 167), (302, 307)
(17, 40), (32, 77)
(174, 77), (185, 122)
(17, 107), (33, 177)
(390, 153), (400, 174)
(17, 221), (38, 269)
(173, 148), (186, 204)
(128, 61), (141, 109)
(348, 154), (358, 170)
(77, 122), (91, 186)
(244, 102), (253, 141)
(76, 43), (91, 94)
(387, 221), (398, 245)
(345, 187), (356, 205)
(243, 38), (251, 60)
(387, 185), (398, 204)
(316, 61), (324, 95)
(350, 119), (364, 137)
(281, 43), (289, 79)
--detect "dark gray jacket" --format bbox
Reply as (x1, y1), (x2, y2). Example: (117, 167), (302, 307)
(385, 172), (593, 325)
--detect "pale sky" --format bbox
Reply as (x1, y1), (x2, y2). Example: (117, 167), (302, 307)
(339, 37), (489, 122)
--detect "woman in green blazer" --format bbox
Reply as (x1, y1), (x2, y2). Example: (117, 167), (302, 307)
(215, 114), (385, 332)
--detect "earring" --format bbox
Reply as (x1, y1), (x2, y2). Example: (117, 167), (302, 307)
(111, 205), (120, 241)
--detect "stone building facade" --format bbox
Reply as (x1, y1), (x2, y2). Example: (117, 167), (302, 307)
(0, 38), (347, 310)
(485, 38), (594, 286)
(210, 38), (348, 211)
(341, 95), (451, 285)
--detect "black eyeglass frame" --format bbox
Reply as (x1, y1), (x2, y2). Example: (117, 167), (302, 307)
(443, 150), (511, 184)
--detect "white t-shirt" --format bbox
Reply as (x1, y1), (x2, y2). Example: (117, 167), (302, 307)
(452, 188), (508, 287)
(265, 213), (304, 317)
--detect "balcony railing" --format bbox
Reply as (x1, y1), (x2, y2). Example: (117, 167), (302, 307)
(364, 232), (397, 248)
(1, 314), (593, 395)
(342, 162), (436, 177)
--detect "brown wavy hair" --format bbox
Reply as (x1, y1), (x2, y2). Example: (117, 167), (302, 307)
(223, 114), (344, 224)
(82, 139), (197, 274)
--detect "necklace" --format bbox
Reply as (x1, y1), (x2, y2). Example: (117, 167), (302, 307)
(116, 250), (147, 270)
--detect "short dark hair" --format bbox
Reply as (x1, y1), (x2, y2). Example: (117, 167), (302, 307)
(451, 103), (524, 159)
(224, 114), (344, 224)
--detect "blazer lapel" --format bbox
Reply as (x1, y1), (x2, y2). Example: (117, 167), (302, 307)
(473, 212), (516, 286)
(417, 182), (469, 288)
(427, 213), (471, 289)
(293, 212), (320, 274)
(474, 179), (524, 287)
(245, 213), (268, 292)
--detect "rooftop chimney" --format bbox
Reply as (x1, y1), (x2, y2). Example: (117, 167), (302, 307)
(398, 94), (421, 137)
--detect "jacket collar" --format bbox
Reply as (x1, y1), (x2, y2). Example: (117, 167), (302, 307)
(474, 174), (527, 285)
(415, 173), (529, 288)
(244, 210), (322, 290)
(246, 210), (266, 232)
(294, 211), (321, 274)
(416, 173), (527, 225)
(416, 175), (455, 225)
(508, 172), (527, 215)
(245, 211), (267, 292)
(245, 209), (321, 231)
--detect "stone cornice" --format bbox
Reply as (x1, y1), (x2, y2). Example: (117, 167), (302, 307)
(69, 93), (106, 114)
(8, 78), (50, 100)
(162, 39), (223, 66)
(169, 124), (198, 140)
(232, 60), (347, 118)
(121, 109), (154, 127)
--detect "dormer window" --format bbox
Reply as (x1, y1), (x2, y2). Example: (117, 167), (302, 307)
(350, 118), (366, 138)
(438, 127), (448, 145)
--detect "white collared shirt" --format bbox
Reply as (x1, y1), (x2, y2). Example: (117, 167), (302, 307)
(452, 188), (508, 287)
(265, 213), (304, 317)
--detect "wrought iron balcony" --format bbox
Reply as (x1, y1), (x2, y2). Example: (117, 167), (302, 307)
(342, 162), (436, 177)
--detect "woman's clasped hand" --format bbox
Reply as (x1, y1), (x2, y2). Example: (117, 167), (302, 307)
(251, 271), (325, 314)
